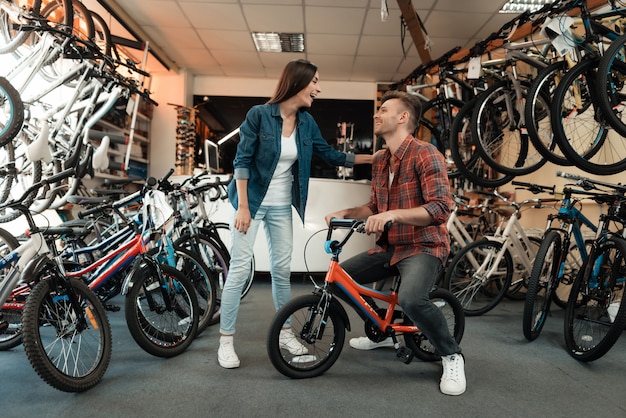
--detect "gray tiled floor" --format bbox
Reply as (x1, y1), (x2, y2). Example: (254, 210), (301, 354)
(2, 277), (626, 417)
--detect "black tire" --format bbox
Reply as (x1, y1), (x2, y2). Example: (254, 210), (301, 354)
(523, 230), (562, 341)
(404, 288), (465, 362)
(21, 276), (112, 392)
(419, 97), (465, 179)
(449, 99), (514, 188)
(172, 247), (217, 334)
(89, 11), (112, 57)
(267, 293), (346, 379)
(444, 238), (513, 316)
(524, 60), (573, 167)
(471, 80), (547, 176)
(551, 58), (626, 176)
(0, 76), (24, 147)
(0, 228), (24, 350)
(563, 237), (626, 362)
(596, 33), (626, 137)
(125, 262), (199, 358)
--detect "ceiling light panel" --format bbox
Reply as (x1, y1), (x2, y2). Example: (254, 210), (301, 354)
(499, 0), (553, 14)
(252, 32), (305, 53)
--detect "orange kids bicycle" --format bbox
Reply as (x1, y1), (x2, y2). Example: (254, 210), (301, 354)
(266, 219), (465, 379)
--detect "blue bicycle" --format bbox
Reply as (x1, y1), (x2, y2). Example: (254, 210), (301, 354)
(557, 172), (626, 361)
(516, 180), (598, 341)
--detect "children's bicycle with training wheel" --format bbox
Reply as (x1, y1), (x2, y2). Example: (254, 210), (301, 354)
(266, 218), (465, 379)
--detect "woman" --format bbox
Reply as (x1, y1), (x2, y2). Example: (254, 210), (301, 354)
(218, 59), (372, 368)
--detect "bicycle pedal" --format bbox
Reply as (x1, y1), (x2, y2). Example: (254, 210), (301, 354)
(396, 347), (413, 364)
(105, 304), (121, 312)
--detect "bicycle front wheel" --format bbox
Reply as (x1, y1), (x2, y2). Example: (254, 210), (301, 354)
(267, 293), (346, 379)
(444, 239), (513, 316)
(404, 287), (465, 362)
(0, 76), (24, 147)
(523, 230), (562, 341)
(563, 237), (626, 362)
(22, 276), (112, 392)
(0, 228), (23, 350)
(125, 262), (199, 358)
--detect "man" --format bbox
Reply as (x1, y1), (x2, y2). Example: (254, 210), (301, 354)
(325, 90), (465, 396)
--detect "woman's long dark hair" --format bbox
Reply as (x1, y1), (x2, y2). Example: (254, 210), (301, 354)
(268, 59), (317, 104)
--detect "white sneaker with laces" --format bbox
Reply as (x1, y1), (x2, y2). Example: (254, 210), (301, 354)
(218, 336), (240, 369)
(349, 336), (394, 350)
(440, 354), (466, 395)
(279, 329), (308, 355)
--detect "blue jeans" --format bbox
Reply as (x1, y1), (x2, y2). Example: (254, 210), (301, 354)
(219, 205), (293, 335)
(340, 250), (461, 356)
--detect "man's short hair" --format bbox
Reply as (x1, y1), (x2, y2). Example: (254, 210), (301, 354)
(380, 90), (423, 133)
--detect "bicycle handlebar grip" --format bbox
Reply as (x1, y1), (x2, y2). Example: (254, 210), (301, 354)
(78, 204), (111, 219)
(161, 168), (175, 183)
(44, 167), (75, 185)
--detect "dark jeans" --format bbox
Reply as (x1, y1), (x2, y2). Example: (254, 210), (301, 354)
(340, 249), (461, 356)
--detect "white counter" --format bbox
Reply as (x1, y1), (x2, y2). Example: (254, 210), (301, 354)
(202, 177), (375, 273)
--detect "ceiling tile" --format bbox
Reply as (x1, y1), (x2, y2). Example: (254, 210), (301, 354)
(305, 6), (366, 35)
(243, 5), (304, 32)
(306, 34), (359, 55)
(197, 29), (256, 52)
(178, 3), (248, 30)
(358, 35), (408, 57)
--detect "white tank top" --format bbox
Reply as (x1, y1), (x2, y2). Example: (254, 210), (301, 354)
(261, 129), (298, 206)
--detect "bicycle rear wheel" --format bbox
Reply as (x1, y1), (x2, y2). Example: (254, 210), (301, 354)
(472, 80), (547, 176)
(444, 239), (513, 316)
(596, 33), (626, 137)
(551, 57), (626, 175)
(524, 60), (573, 167)
(563, 237), (626, 362)
(449, 99), (514, 188)
(404, 287), (465, 362)
(0, 228), (23, 350)
(267, 293), (346, 379)
(22, 274), (112, 392)
(125, 261), (199, 358)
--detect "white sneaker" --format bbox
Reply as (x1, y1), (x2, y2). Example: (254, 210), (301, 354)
(279, 329), (308, 355)
(218, 336), (240, 369)
(440, 354), (466, 395)
(349, 336), (394, 350)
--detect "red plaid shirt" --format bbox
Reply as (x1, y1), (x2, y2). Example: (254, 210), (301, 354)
(366, 135), (451, 265)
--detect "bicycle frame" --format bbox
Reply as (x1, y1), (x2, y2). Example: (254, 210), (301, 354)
(470, 198), (557, 287)
(320, 222), (420, 337)
(0, 231), (50, 309)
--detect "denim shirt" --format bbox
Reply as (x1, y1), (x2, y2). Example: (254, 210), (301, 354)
(227, 102), (355, 222)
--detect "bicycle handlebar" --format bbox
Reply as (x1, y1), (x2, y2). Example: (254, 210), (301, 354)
(557, 171), (626, 193)
(512, 180), (555, 195)
(0, 166), (75, 212)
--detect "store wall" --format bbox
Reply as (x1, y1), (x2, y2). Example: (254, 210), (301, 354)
(149, 73), (378, 177)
